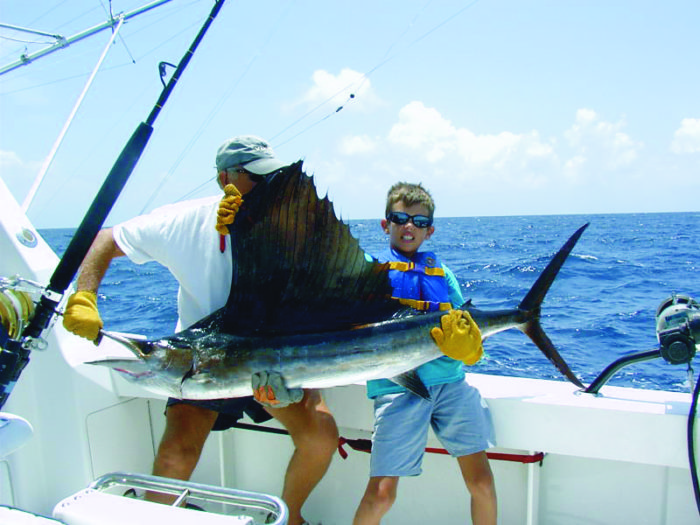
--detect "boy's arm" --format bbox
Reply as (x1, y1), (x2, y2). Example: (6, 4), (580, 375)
(443, 264), (465, 308)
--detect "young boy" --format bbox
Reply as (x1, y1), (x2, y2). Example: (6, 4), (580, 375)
(353, 182), (497, 525)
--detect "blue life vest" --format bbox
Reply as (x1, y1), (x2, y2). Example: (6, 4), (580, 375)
(367, 248), (465, 398)
(377, 248), (452, 312)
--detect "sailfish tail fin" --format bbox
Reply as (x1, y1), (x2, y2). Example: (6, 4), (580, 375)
(518, 223), (589, 388)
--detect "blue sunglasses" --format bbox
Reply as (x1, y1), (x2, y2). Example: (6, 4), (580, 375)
(386, 211), (433, 228)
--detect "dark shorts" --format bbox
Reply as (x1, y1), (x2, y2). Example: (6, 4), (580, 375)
(166, 396), (273, 431)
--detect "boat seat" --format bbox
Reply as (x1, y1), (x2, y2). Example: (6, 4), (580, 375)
(52, 472), (287, 525)
(53, 489), (253, 525)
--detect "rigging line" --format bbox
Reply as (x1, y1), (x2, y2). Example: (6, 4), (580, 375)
(5, 7), (204, 224)
(267, 2), (431, 145)
(100, 0), (137, 65)
(0, 2), (99, 64)
(175, 175), (219, 202)
(137, 0), (299, 213)
(271, 0), (481, 148)
(22, 6), (195, 222)
(0, 38), (126, 95)
(107, 1), (203, 64)
(1, 5), (198, 94)
(0, 35), (57, 45)
(269, 78), (364, 145)
(26, 0), (73, 29)
(378, 0), (434, 63)
(270, 2), (436, 144)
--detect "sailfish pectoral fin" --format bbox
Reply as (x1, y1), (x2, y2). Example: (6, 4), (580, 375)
(390, 370), (431, 399)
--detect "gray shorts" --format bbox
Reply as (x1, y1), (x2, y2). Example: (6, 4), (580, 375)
(370, 379), (496, 477)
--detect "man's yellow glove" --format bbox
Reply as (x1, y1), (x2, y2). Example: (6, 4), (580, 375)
(215, 184), (243, 235)
(63, 290), (103, 342)
(430, 309), (483, 365)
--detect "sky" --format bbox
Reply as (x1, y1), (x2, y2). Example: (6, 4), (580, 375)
(0, 0), (698, 229)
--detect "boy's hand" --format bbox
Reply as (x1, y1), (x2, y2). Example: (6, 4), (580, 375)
(252, 371), (303, 408)
(430, 310), (483, 365)
(215, 184), (243, 235)
(63, 290), (103, 343)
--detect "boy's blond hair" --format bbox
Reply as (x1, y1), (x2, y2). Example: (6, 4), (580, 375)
(385, 182), (435, 218)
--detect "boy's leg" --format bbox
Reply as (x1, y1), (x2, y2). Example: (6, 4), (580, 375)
(457, 451), (497, 525)
(265, 388), (338, 525)
(353, 476), (399, 525)
(354, 392), (430, 524)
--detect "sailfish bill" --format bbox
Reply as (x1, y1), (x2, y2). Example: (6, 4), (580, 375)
(90, 162), (587, 398)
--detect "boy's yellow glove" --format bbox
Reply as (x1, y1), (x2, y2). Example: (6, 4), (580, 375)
(63, 290), (103, 342)
(430, 310), (483, 365)
(215, 184), (243, 235)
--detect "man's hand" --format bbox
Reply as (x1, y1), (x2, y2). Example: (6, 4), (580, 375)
(430, 309), (483, 365)
(215, 184), (243, 235)
(63, 290), (103, 342)
(252, 371), (303, 408)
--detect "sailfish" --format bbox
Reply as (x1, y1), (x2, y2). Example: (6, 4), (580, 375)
(94, 161), (587, 399)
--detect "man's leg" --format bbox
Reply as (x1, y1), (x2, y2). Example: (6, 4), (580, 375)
(353, 476), (399, 525)
(265, 389), (338, 525)
(147, 403), (218, 504)
(457, 451), (497, 525)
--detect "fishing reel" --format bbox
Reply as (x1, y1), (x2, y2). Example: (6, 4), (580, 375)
(0, 277), (45, 408)
(0, 278), (36, 343)
(656, 294), (700, 365)
(584, 293), (700, 395)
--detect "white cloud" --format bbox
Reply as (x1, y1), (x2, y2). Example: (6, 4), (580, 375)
(387, 101), (555, 169)
(0, 149), (23, 169)
(671, 118), (700, 154)
(564, 109), (642, 170)
(295, 68), (376, 111)
(338, 134), (377, 155)
(313, 103), (696, 219)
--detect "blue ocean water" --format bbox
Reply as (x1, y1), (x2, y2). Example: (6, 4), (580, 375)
(41, 211), (699, 393)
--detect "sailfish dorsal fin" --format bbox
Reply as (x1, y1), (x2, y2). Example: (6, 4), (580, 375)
(219, 161), (407, 335)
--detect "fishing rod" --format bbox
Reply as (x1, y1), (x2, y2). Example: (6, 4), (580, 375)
(0, 0), (227, 409)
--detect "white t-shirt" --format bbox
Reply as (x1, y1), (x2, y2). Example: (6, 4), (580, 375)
(113, 196), (232, 331)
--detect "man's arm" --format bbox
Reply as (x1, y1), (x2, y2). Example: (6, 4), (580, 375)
(63, 228), (125, 341)
(75, 228), (126, 292)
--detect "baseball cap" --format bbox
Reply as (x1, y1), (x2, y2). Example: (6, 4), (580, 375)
(215, 135), (287, 175)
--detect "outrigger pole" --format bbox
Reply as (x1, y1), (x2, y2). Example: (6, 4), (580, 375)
(0, 0), (227, 409)
(0, 0), (172, 76)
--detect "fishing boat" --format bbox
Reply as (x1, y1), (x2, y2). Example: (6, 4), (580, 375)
(1, 1), (699, 523)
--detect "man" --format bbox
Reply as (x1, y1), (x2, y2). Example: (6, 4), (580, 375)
(63, 135), (338, 525)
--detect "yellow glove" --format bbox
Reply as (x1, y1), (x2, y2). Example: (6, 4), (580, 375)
(430, 309), (483, 365)
(215, 184), (243, 235)
(63, 291), (103, 342)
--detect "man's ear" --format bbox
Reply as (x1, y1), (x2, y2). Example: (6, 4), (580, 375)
(217, 170), (228, 189)
(381, 218), (390, 233)
(425, 225), (435, 239)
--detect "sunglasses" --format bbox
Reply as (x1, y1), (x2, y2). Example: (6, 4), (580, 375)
(233, 166), (265, 183)
(386, 211), (433, 228)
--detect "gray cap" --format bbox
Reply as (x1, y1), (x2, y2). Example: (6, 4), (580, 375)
(215, 135), (287, 175)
